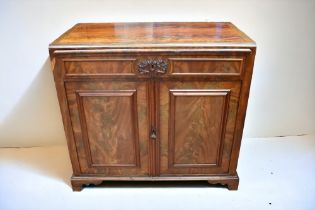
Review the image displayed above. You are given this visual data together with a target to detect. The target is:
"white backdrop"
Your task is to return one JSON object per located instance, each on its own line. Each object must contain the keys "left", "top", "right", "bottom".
{"left": 0, "top": 0, "right": 314, "bottom": 147}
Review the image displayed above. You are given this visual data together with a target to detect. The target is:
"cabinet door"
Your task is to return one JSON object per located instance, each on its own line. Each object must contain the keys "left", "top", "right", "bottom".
{"left": 159, "top": 81, "right": 241, "bottom": 175}
{"left": 65, "top": 81, "right": 150, "bottom": 176}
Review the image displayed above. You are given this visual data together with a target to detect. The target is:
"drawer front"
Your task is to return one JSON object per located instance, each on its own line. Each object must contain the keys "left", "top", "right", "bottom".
{"left": 63, "top": 58, "right": 136, "bottom": 76}
{"left": 169, "top": 57, "right": 244, "bottom": 76}
{"left": 59, "top": 50, "right": 249, "bottom": 79}
{"left": 134, "top": 55, "right": 246, "bottom": 78}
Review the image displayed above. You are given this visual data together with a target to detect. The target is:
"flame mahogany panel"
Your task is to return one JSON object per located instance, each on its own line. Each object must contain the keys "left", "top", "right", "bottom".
{"left": 169, "top": 90, "right": 230, "bottom": 168}
{"left": 159, "top": 81, "right": 241, "bottom": 175}
{"left": 64, "top": 58, "right": 136, "bottom": 75}
{"left": 65, "top": 81, "right": 150, "bottom": 176}
{"left": 170, "top": 57, "right": 243, "bottom": 76}
{"left": 76, "top": 90, "right": 140, "bottom": 168}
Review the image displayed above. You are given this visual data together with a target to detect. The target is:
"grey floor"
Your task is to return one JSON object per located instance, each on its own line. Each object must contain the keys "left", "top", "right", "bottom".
{"left": 0, "top": 134, "right": 314, "bottom": 210}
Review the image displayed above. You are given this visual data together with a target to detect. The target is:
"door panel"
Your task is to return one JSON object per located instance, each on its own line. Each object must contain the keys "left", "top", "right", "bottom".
{"left": 169, "top": 90, "right": 230, "bottom": 168}
{"left": 66, "top": 81, "right": 149, "bottom": 176}
{"left": 159, "top": 81, "right": 241, "bottom": 175}
{"left": 76, "top": 90, "right": 140, "bottom": 168}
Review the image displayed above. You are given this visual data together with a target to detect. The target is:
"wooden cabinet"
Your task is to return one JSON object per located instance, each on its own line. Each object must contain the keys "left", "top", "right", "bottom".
{"left": 49, "top": 22, "right": 256, "bottom": 191}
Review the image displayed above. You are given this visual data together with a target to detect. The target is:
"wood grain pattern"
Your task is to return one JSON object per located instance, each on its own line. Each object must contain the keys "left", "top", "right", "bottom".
{"left": 49, "top": 22, "right": 256, "bottom": 191}
{"left": 65, "top": 81, "right": 149, "bottom": 176}
{"left": 76, "top": 90, "right": 140, "bottom": 167}
{"left": 51, "top": 57, "right": 82, "bottom": 177}
{"left": 50, "top": 22, "right": 255, "bottom": 48}
{"left": 64, "top": 58, "right": 135, "bottom": 75}
{"left": 168, "top": 90, "right": 230, "bottom": 168}
{"left": 229, "top": 47, "right": 256, "bottom": 175}
{"left": 170, "top": 57, "right": 243, "bottom": 76}
{"left": 159, "top": 81, "right": 241, "bottom": 175}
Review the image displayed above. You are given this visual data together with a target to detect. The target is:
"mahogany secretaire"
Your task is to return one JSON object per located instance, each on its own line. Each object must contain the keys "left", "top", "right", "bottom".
{"left": 49, "top": 22, "right": 256, "bottom": 191}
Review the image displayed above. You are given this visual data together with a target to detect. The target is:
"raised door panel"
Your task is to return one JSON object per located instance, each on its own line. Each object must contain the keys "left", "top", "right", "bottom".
{"left": 76, "top": 90, "right": 140, "bottom": 168}
{"left": 65, "top": 81, "right": 149, "bottom": 176}
{"left": 169, "top": 90, "right": 229, "bottom": 168}
{"left": 159, "top": 81, "right": 241, "bottom": 175}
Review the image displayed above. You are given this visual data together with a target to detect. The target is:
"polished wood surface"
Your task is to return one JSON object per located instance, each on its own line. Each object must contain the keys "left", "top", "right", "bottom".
{"left": 77, "top": 90, "right": 139, "bottom": 167}
{"left": 170, "top": 57, "right": 243, "bottom": 75}
{"left": 65, "top": 81, "right": 149, "bottom": 176}
{"left": 49, "top": 22, "right": 256, "bottom": 191}
{"left": 50, "top": 22, "right": 255, "bottom": 48}
{"left": 171, "top": 90, "right": 228, "bottom": 165}
{"left": 159, "top": 81, "right": 241, "bottom": 176}
{"left": 64, "top": 58, "right": 136, "bottom": 75}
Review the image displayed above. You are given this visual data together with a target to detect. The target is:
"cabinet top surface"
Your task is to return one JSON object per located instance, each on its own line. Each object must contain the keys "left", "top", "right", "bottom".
{"left": 50, "top": 22, "right": 255, "bottom": 49}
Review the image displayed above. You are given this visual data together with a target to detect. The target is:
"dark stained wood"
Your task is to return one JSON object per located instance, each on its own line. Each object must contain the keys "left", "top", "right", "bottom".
{"left": 49, "top": 22, "right": 256, "bottom": 191}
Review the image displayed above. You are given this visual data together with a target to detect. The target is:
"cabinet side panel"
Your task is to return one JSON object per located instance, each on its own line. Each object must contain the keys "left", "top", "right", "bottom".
{"left": 51, "top": 56, "right": 81, "bottom": 175}
{"left": 229, "top": 48, "right": 256, "bottom": 174}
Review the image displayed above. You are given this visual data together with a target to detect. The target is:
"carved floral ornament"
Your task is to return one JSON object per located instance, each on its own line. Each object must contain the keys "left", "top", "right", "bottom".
{"left": 137, "top": 58, "right": 168, "bottom": 75}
